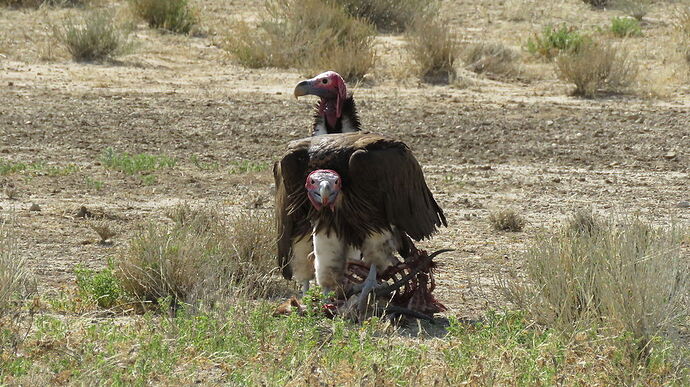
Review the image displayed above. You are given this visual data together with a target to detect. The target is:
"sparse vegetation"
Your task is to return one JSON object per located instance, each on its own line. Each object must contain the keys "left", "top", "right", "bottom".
{"left": 116, "top": 205, "right": 286, "bottom": 309}
{"left": 610, "top": 17, "right": 642, "bottom": 37}
{"left": 407, "top": 15, "right": 459, "bottom": 84}
{"left": 53, "top": 11, "right": 134, "bottom": 62}
{"left": 505, "top": 213, "right": 690, "bottom": 362}
{"left": 228, "top": 160, "right": 269, "bottom": 174}
{"left": 100, "top": 147, "right": 176, "bottom": 175}
{"left": 89, "top": 220, "right": 116, "bottom": 243}
{"left": 0, "top": 220, "right": 32, "bottom": 314}
{"left": 489, "top": 208, "right": 526, "bottom": 232}
{"left": 556, "top": 40, "right": 637, "bottom": 97}
{"left": 526, "top": 24, "right": 586, "bottom": 59}
{"left": 226, "top": 0, "right": 376, "bottom": 81}
{"left": 129, "top": 0, "right": 197, "bottom": 34}
{"left": 463, "top": 41, "right": 521, "bottom": 79}
{"left": 612, "top": 0, "right": 650, "bottom": 20}
{"left": 336, "top": 0, "right": 433, "bottom": 32}
{"left": 1, "top": 0, "right": 90, "bottom": 8}
{"left": 676, "top": 5, "right": 690, "bottom": 65}
{"left": 582, "top": 0, "right": 609, "bottom": 7}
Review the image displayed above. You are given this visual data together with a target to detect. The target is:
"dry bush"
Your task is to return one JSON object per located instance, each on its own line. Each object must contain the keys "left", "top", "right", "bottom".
{"left": 117, "top": 205, "right": 289, "bottom": 309}
{"left": 335, "top": 0, "right": 433, "bottom": 32}
{"left": 582, "top": 0, "right": 609, "bottom": 7}
{"left": 407, "top": 15, "right": 459, "bottom": 84}
{"left": 225, "top": 0, "right": 376, "bottom": 81}
{"left": 676, "top": 5, "right": 690, "bottom": 65}
{"left": 89, "top": 220, "right": 116, "bottom": 243}
{"left": 0, "top": 221, "right": 33, "bottom": 316}
{"left": 556, "top": 40, "right": 638, "bottom": 98}
{"left": 489, "top": 208, "right": 526, "bottom": 232}
{"left": 129, "top": 0, "right": 197, "bottom": 34}
{"left": 611, "top": 0, "right": 650, "bottom": 21}
{"left": 53, "top": 11, "right": 134, "bottom": 62}
{"left": 463, "top": 41, "right": 521, "bottom": 80}
{"left": 505, "top": 213, "right": 690, "bottom": 356}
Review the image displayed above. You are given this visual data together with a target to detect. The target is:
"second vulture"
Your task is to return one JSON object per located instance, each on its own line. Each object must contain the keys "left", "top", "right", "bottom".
{"left": 275, "top": 131, "right": 447, "bottom": 296}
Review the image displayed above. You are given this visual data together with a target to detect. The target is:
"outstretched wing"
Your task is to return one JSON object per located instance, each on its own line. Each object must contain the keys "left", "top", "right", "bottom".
{"left": 274, "top": 141, "right": 311, "bottom": 280}
{"left": 347, "top": 138, "right": 446, "bottom": 241}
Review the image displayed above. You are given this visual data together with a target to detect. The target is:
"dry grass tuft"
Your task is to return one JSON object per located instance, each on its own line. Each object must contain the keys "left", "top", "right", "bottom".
{"left": 117, "top": 205, "right": 289, "bottom": 309}
{"left": 611, "top": 0, "right": 650, "bottom": 21}
{"left": 0, "top": 220, "right": 33, "bottom": 316}
{"left": 407, "top": 15, "right": 459, "bottom": 84}
{"left": 581, "top": 0, "right": 609, "bottom": 7}
{"left": 675, "top": 5, "right": 690, "bottom": 65}
{"left": 463, "top": 41, "right": 521, "bottom": 80}
{"left": 129, "top": 0, "right": 197, "bottom": 34}
{"left": 335, "top": 0, "right": 433, "bottom": 32}
{"left": 556, "top": 40, "right": 637, "bottom": 98}
{"left": 610, "top": 17, "right": 642, "bottom": 38}
{"left": 53, "top": 11, "right": 134, "bottom": 62}
{"left": 505, "top": 213, "right": 690, "bottom": 357}
{"left": 89, "top": 220, "right": 116, "bottom": 243}
{"left": 225, "top": 0, "right": 376, "bottom": 81}
{"left": 489, "top": 208, "right": 526, "bottom": 232}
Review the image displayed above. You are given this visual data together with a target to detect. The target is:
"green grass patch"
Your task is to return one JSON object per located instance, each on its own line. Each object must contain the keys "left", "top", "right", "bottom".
{"left": 526, "top": 24, "right": 586, "bottom": 60}
{"left": 100, "top": 147, "right": 176, "bottom": 182}
{"left": 611, "top": 17, "right": 642, "bottom": 37}
{"left": 75, "top": 262, "right": 123, "bottom": 308}
{"left": 228, "top": 160, "right": 269, "bottom": 174}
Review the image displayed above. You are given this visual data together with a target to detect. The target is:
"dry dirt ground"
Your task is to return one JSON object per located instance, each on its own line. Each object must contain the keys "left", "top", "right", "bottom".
{"left": 0, "top": 0, "right": 689, "bottom": 319}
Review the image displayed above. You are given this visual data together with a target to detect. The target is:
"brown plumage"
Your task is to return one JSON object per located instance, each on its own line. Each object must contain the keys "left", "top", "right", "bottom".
{"left": 275, "top": 132, "right": 447, "bottom": 289}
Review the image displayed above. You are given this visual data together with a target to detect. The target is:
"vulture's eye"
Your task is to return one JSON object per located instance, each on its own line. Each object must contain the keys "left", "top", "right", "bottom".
{"left": 310, "top": 179, "right": 315, "bottom": 184}
{"left": 335, "top": 179, "right": 340, "bottom": 185}
{"left": 321, "top": 79, "right": 328, "bottom": 84}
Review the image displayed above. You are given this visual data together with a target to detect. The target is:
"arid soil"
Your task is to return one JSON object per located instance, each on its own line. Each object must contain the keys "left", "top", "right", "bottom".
{"left": 1, "top": 0, "right": 688, "bottom": 319}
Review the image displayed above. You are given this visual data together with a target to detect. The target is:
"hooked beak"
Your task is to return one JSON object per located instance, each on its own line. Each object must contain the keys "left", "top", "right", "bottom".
{"left": 318, "top": 182, "right": 337, "bottom": 210}
{"left": 294, "top": 80, "right": 313, "bottom": 99}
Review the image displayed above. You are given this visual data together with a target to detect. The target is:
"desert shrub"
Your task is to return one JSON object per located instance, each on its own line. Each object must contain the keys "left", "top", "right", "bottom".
{"left": 0, "top": 221, "right": 32, "bottom": 315}
{"left": 610, "top": 17, "right": 642, "bottom": 37}
{"left": 117, "top": 205, "right": 287, "bottom": 308}
{"left": 128, "top": 0, "right": 197, "bottom": 34}
{"left": 75, "top": 262, "right": 123, "bottom": 308}
{"left": 676, "top": 5, "right": 690, "bottom": 65}
{"left": 526, "top": 24, "right": 586, "bottom": 59}
{"left": 53, "top": 11, "right": 134, "bottom": 62}
{"left": 335, "top": 0, "right": 433, "bottom": 32}
{"left": 556, "top": 40, "right": 637, "bottom": 97}
{"left": 463, "top": 41, "right": 521, "bottom": 79}
{"left": 407, "top": 15, "right": 459, "bottom": 84}
{"left": 505, "top": 213, "right": 690, "bottom": 358}
{"left": 226, "top": 0, "right": 376, "bottom": 81}
{"left": 611, "top": 0, "right": 649, "bottom": 20}
{"left": 489, "top": 208, "right": 526, "bottom": 232}
{"left": 582, "top": 0, "right": 609, "bottom": 7}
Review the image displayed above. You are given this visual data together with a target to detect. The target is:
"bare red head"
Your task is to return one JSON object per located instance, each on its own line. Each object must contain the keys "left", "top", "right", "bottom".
{"left": 293, "top": 71, "right": 347, "bottom": 128}
{"left": 305, "top": 169, "right": 341, "bottom": 211}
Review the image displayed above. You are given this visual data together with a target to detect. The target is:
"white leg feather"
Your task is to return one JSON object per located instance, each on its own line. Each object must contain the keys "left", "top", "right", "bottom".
{"left": 291, "top": 236, "right": 314, "bottom": 294}
{"left": 313, "top": 230, "right": 346, "bottom": 295}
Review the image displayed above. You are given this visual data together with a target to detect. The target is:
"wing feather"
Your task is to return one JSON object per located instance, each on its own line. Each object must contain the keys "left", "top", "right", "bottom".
{"left": 348, "top": 139, "right": 446, "bottom": 241}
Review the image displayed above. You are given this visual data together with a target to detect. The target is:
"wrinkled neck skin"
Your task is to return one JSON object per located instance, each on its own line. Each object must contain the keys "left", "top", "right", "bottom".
{"left": 317, "top": 99, "right": 339, "bottom": 129}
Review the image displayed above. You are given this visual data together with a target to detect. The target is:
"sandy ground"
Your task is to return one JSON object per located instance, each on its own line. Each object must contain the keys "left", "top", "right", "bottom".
{"left": 1, "top": 0, "right": 689, "bottom": 319}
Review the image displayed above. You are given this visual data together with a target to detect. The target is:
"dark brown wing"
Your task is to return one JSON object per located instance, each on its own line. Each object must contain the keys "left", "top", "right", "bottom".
{"left": 274, "top": 141, "right": 311, "bottom": 280}
{"left": 347, "top": 138, "right": 446, "bottom": 241}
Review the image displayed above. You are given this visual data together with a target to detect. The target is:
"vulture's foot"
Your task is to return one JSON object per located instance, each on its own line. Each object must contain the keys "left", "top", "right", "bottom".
{"left": 357, "top": 264, "right": 378, "bottom": 320}
{"left": 300, "top": 280, "right": 310, "bottom": 298}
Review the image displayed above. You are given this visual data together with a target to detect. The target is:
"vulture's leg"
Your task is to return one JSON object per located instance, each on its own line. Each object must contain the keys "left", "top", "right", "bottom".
{"left": 313, "top": 230, "right": 346, "bottom": 297}
{"left": 358, "top": 263, "right": 378, "bottom": 318}
{"left": 291, "top": 236, "right": 315, "bottom": 297}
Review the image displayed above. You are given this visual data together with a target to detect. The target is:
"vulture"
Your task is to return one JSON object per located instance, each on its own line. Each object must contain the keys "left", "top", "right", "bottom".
{"left": 274, "top": 131, "right": 447, "bottom": 300}
{"left": 276, "top": 71, "right": 362, "bottom": 295}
